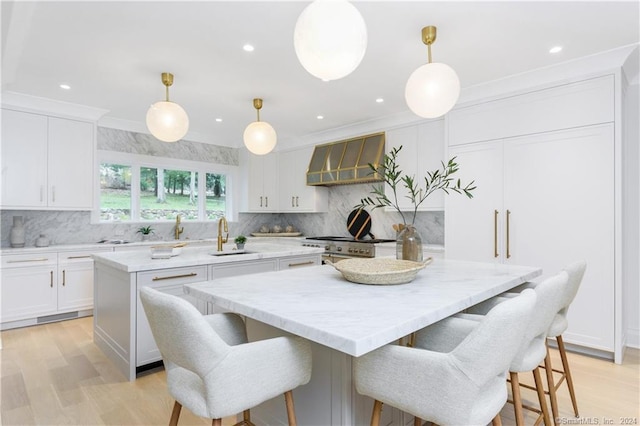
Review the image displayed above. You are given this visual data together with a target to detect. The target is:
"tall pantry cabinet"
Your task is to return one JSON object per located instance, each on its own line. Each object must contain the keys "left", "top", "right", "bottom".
{"left": 445, "top": 74, "right": 621, "bottom": 361}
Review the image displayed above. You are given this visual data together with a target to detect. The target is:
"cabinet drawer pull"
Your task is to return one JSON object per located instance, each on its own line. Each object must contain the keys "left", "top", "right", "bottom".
{"left": 295, "top": 196, "right": 299, "bottom": 207}
{"left": 265, "top": 196, "right": 268, "bottom": 207}
{"left": 66, "top": 255, "right": 93, "bottom": 259}
{"left": 506, "top": 209, "right": 512, "bottom": 259}
{"left": 287, "top": 261, "right": 315, "bottom": 268}
{"left": 260, "top": 196, "right": 263, "bottom": 207}
{"left": 152, "top": 272, "right": 198, "bottom": 281}
{"left": 7, "top": 258, "right": 50, "bottom": 263}
{"left": 292, "top": 196, "right": 295, "bottom": 207}
{"left": 494, "top": 209, "right": 499, "bottom": 258}
{"left": 50, "top": 271, "right": 54, "bottom": 287}
{"left": 62, "top": 270, "right": 66, "bottom": 286}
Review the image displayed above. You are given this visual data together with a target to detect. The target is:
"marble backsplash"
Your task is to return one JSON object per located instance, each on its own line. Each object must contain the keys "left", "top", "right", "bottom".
{"left": 0, "top": 185, "right": 443, "bottom": 248}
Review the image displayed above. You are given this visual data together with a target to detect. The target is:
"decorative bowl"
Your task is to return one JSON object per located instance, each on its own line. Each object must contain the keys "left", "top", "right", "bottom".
{"left": 327, "top": 257, "right": 433, "bottom": 285}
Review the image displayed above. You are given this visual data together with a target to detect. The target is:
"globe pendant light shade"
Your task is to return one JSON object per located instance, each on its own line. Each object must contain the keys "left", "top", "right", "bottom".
{"left": 294, "top": 0, "right": 367, "bottom": 81}
{"left": 243, "top": 121, "right": 277, "bottom": 155}
{"left": 146, "top": 72, "right": 189, "bottom": 142}
{"left": 146, "top": 101, "right": 189, "bottom": 142}
{"left": 405, "top": 62, "right": 460, "bottom": 119}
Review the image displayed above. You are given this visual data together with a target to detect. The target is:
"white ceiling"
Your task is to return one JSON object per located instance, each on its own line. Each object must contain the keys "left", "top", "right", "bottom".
{"left": 2, "top": 1, "right": 639, "bottom": 149}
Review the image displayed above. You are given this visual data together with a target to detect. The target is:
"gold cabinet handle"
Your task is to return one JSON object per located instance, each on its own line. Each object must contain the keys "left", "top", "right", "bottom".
{"left": 265, "top": 196, "right": 268, "bottom": 207}
{"left": 50, "top": 271, "right": 54, "bottom": 288}
{"left": 67, "top": 255, "right": 92, "bottom": 259}
{"left": 292, "top": 196, "right": 295, "bottom": 207}
{"left": 7, "top": 258, "right": 49, "bottom": 263}
{"left": 494, "top": 209, "right": 499, "bottom": 258}
{"left": 152, "top": 272, "right": 198, "bottom": 281}
{"left": 295, "top": 196, "right": 299, "bottom": 207}
{"left": 287, "top": 261, "right": 315, "bottom": 268}
{"left": 260, "top": 196, "right": 263, "bottom": 207}
{"left": 506, "top": 209, "right": 511, "bottom": 259}
{"left": 62, "top": 270, "right": 66, "bottom": 286}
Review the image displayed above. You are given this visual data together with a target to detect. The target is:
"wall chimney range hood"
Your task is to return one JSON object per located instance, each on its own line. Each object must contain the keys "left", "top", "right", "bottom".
{"left": 306, "top": 132, "right": 385, "bottom": 186}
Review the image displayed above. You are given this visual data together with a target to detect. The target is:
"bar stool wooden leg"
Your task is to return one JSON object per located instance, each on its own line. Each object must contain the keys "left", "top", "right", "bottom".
{"left": 492, "top": 414, "right": 503, "bottom": 426}
{"left": 557, "top": 336, "right": 579, "bottom": 417}
{"left": 533, "top": 367, "right": 552, "bottom": 426}
{"left": 510, "top": 372, "right": 525, "bottom": 426}
{"left": 212, "top": 419, "right": 222, "bottom": 426}
{"left": 370, "top": 400, "right": 383, "bottom": 426}
{"left": 414, "top": 416, "right": 422, "bottom": 426}
{"left": 284, "top": 391, "right": 297, "bottom": 426}
{"left": 169, "top": 401, "right": 182, "bottom": 426}
{"left": 544, "top": 344, "right": 560, "bottom": 424}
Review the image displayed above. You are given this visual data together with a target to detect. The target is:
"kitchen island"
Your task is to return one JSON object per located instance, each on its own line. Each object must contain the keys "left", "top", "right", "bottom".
{"left": 91, "top": 241, "right": 323, "bottom": 380}
{"left": 185, "top": 259, "right": 542, "bottom": 425}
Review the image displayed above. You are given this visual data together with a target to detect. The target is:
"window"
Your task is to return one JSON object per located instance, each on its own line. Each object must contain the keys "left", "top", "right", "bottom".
{"left": 97, "top": 153, "right": 233, "bottom": 223}
{"left": 100, "top": 163, "right": 131, "bottom": 221}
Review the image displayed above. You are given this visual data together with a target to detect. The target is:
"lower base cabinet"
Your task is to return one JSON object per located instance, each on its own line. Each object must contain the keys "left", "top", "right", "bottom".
{"left": 1, "top": 248, "right": 109, "bottom": 330}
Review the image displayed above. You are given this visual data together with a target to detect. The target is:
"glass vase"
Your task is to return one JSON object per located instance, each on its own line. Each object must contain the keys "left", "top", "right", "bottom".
{"left": 396, "top": 225, "right": 423, "bottom": 262}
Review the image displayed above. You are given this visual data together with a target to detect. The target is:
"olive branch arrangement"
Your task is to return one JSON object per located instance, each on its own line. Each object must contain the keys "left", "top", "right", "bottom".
{"left": 356, "top": 145, "right": 476, "bottom": 226}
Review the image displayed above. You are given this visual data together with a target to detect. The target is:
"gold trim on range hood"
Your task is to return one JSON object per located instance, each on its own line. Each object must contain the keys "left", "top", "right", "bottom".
{"left": 306, "top": 132, "right": 386, "bottom": 186}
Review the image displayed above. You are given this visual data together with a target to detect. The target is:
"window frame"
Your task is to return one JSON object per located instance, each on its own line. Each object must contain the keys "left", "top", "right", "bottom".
{"left": 94, "top": 150, "right": 238, "bottom": 223}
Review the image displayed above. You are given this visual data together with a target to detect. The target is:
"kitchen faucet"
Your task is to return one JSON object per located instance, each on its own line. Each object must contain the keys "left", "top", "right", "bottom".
{"left": 217, "top": 217, "right": 228, "bottom": 251}
{"left": 174, "top": 215, "right": 184, "bottom": 240}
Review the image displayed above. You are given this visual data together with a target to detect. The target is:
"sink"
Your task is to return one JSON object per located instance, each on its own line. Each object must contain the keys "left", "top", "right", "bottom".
{"left": 209, "top": 249, "right": 254, "bottom": 257}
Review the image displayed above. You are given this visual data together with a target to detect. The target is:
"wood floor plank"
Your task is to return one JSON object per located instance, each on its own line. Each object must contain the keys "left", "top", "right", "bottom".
{"left": 2, "top": 317, "right": 638, "bottom": 425}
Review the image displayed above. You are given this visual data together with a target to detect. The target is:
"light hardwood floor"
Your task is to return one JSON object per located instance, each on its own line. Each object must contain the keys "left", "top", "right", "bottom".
{"left": 1, "top": 317, "right": 638, "bottom": 425}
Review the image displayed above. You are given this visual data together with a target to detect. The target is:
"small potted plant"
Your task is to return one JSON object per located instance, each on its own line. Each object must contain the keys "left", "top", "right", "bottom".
{"left": 234, "top": 235, "right": 247, "bottom": 250}
{"left": 137, "top": 225, "right": 154, "bottom": 241}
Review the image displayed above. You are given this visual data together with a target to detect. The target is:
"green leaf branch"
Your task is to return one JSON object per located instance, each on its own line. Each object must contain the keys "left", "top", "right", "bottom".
{"left": 356, "top": 145, "right": 476, "bottom": 226}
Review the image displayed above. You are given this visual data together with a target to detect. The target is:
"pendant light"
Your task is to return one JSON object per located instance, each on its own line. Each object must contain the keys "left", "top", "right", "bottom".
{"left": 146, "top": 72, "right": 189, "bottom": 142}
{"left": 294, "top": 0, "right": 367, "bottom": 81}
{"left": 243, "top": 98, "right": 277, "bottom": 155}
{"left": 405, "top": 26, "right": 460, "bottom": 119}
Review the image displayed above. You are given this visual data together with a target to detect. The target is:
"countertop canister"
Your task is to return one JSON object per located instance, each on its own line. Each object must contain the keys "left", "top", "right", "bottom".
{"left": 10, "top": 216, "right": 25, "bottom": 248}
{"left": 35, "top": 234, "right": 50, "bottom": 247}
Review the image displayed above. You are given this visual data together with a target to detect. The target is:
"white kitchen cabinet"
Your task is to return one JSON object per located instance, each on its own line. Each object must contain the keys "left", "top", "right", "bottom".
{"left": 1, "top": 252, "right": 58, "bottom": 324}
{"left": 246, "top": 152, "right": 278, "bottom": 212}
{"left": 1, "top": 108, "right": 95, "bottom": 210}
{"left": 1, "top": 248, "right": 111, "bottom": 329}
{"left": 446, "top": 124, "right": 615, "bottom": 352}
{"left": 136, "top": 265, "right": 208, "bottom": 366}
{"left": 279, "top": 146, "right": 328, "bottom": 212}
{"left": 447, "top": 75, "right": 614, "bottom": 146}
{"left": 385, "top": 119, "right": 445, "bottom": 211}
{"left": 57, "top": 249, "right": 110, "bottom": 312}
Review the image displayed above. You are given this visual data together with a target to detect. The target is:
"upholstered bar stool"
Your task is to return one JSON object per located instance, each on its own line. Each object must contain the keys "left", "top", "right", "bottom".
{"left": 459, "top": 271, "right": 570, "bottom": 426}
{"left": 139, "top": 287, "right": 312, "bottom": 426}
{"left": 507, "top": 261, "right": 587, "bottom": 420}
{"left": 355, "top": 289, "right": 538, "bottom": 426}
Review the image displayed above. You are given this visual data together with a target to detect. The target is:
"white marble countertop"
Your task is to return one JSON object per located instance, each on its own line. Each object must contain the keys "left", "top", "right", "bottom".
{"left": 91, "top": 241, "right": 324, "bottom": 272}
{"left": 185, "top": 259, "right": 541, "bottom": 357}
{"left": 0, "top": 238, "right": 220, "bottom": 254}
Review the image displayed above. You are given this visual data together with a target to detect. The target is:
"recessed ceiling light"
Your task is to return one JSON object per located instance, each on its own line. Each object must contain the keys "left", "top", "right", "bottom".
{"left": 215, "top": 118, "right": 223, "bottom": 122}
{"left": 243, "top": 44, "right": 255, "bottom": 52}
{"left": 317, "top": 115, "right": 324, "bottom": 120}
{"left": 549, "top": 46, "right": 563, "bottom": 54}
{"left": 59, "top": 84, "right": 71, "bottom": 90}
{"left": 375, "top": 98, "right": 384, "bottom": 103}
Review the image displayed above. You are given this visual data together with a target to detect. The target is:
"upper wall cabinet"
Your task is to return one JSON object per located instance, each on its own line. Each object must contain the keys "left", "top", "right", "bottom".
{"left": 279, "top": 146, "right": 328, "bottom": 213}
{"left": 384, "top": 119, "right": 445, "bottom": 211}
{"left": 448, "top": 75, "right": 614, "bottom": 146}
{"left": 245, "top": 151, "right": 279, "bottom": 212}
{"left": 1, "top": 109, "right": 95, "bottom": 210}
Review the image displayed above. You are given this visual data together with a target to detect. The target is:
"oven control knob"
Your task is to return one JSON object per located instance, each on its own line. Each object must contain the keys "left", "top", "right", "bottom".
{"left": 359, "top": 249, "right": 364, "bottom": 254}
{"left": 337, "top": 247, "right": 342, "bottom": 251}
{"left": 324, "top": 246, "right": 330, "bottom": 250}
{"left": 348, "top": 248, "right": 353, "bottom": 253}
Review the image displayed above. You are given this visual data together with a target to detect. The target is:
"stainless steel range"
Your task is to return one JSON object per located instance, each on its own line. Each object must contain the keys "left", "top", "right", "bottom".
{"left": 303, "top": 236, "right": 395, "bottom": 263}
